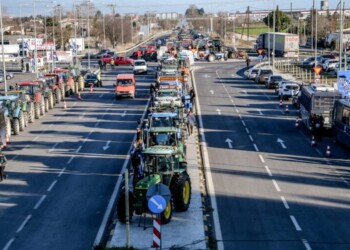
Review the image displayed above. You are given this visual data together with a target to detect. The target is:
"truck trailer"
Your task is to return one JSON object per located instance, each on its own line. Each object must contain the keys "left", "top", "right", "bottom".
{"left": 255, "top": 32, "right": 299, "bottom": 57}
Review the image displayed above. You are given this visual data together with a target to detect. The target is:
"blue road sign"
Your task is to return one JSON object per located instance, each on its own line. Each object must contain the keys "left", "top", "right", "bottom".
{"left": 148, "top": 195, "right": 166, "bottom": 214}
{"left": 258, "top": 55, "right": 263, "bottom": 60}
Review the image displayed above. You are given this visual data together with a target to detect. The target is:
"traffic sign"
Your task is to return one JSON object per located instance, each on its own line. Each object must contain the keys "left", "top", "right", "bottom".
{"left": 257, "top": 49, "right": 264, "bottom": 55}
{"left": 147, "top": 183, "right": 171, "bottom": 203}
{"left": 258, "top": 55, "right": 263, "bottom": 61}
{"left": 313, "top": 66, "right": 322, "bottom": 75}
{"left": 148, "top": 195, "right": 166, "bottom": 214}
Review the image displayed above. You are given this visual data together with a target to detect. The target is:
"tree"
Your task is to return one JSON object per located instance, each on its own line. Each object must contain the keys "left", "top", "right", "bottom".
{"left": 263, "top": 6, "right": 291, "bottom": 32}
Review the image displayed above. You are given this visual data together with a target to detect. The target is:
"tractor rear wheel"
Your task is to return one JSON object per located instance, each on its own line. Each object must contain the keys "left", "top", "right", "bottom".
{"left": 23, "top": 112, "right": 29, "bottom": 127}
{"left": 75, "top": 82, "right": 79, "bottom": 93}
{"left": 161, "top": 201, "right": 173, "bottom": 224}
{"left": 13, "top": 119, "right": 20, "bottom": 135}
{"left": 70, "top": 83, "right": 75, "bottom": 94}
{"left": 34, "top": 103, "right": 40, "bottom": 119}
{"left": 117, "top": 190, "right": 134, "bottom": 223}
{"left": 5, "top": 118, "right": 11, "bottom": 140}
{"left": 40, "top": 99, "right": 45, "bottom": 116}
{"left": 28, "top": 103, "right": 35, "bottom": 123}
{"left": 48, "top": 93, "right": 54, "bottom": 109}
{"left": 55, "top": 88, "right": 61, "bottom": 104}
{"left": 208, "top": 54, "right": 215, "bottom": 62}
{"left": 172, "top": 173, "right": 191, "bottom": 212}
{"left": 44, "top": 98, "right": 49, "bottom": 112}
{"left": 19, "top": 111, "right": 25, "bottom": 131}
{"left": 60, "top": 86, "right": 65, "bottom": 100}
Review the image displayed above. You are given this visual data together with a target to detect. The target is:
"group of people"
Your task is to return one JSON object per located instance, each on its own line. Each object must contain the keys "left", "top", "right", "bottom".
{"left": 98, "top": 58, "right": 115, "bottom": 71}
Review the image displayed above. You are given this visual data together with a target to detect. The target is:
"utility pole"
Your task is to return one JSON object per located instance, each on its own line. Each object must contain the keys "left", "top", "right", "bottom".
{"left": 311, "top": 0, "right": 314, "bottom": 50}
{"left": 0, "top": 3, "right": 7, "bottom": 95}
{"left": 247, "top": 6, "right": 250, "bottom": 41}
{"left": 339, "top": 0, "right": 344, "bottom": 70}
{"left": 272, "top": 0, "right": 276, "bottom": 70}
{"left": 290, "top": 2, "right": 293, "bottom": 33}
{"left": 107, "top": 4, "right": 116, "bottom": 48}
{"left": 315, "top": 8, "right": 318, "bottom": 67}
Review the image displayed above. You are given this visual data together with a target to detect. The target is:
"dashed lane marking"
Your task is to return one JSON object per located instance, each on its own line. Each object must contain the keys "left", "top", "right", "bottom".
{"left": 265, "top": 165, "right": 273, "bottom": 177}
{"left": 253, "top": 144, "right": 259, "bottom": 152}
{"left": 16, "top": 214, "right": 32, "bottom": 233}
{"left": 259, "top": 154, "right": 265, "bottom": 163}
{"left": 58, "top": 167, "right": 66, "bottom": 177}
{"left": 290, "top": 215, "right": 302, "bottom": 231}
{"left": 47, "top": 180, "right": 57, "bottom": 192}
{"left": 281, "top": 196, "right": 290, "bottom": 209}
{"left": 3, "top": 238, "right": 15, "bottom": 250}
{"left": 34, "top": 195, "right": 46, "bottom": 210}
{"left": 67, "top": 156, "right": 75, "bottom": 164}
{"left": 272, "top": 179, "right": 281, "bottom": 192}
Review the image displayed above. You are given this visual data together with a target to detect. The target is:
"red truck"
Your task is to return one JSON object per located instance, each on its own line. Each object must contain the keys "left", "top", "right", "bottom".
{"left": 114, "top": 56, "right": 133, "bottom": 66}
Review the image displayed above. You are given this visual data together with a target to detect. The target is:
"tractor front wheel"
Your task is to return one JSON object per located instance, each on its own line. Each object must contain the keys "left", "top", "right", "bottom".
{"left": 34, "top": 103, "right": 40, "bottom": 119}
{"left": 44, "top": 98, "right": 49, "bottom": 112}
{"left": 19, "top": 111, "right": 25, "bottom": 131}
{"left": 13, "top": 119, "right": 20, "bottom": 135}
{"left": 172, "top": 173, "right": 191, "bottom": 212}
{"left": 55, "top": 89, "right": 61, "bottom": 104}
{"left": 117, "top": 190, "right": 134, "bottom": 223}
{"left": 161, "top": 201, "right": 173, "bottom": 224}
{"left": 23, "top": 112, "right": 29, "bottom": 127}
{"left": 208, "top": 54, "right": 215, "bottom": 62}
{"left": 40, "top": 99, "right": 45, "bottom": 116}
{"left": 28, "top": 103, "right": 35, "bottom": 123}
{"left": 48, "top": 92, "right": 54, "bottom": 109}
{"left": 60, "top": 86, "right": 65, "bottom": 100}
{"left": 5, "top": 118, "right": 11, "bottom": 140}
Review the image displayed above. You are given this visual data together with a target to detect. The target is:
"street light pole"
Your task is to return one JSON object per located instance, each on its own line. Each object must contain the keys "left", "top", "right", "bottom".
{"left": 87, "top": 1, "right": 90, "bottom": 69}
{"left": 0, "top": 3, "right": 7, "bottom": 95}
{"left": 339, "top": 0, "right": 343, "bottom": 71}
{"left": 33, "top": 0, "right": 38, "bottom": 78}
{"left": 272, "top": 0, "right": 276, "bottom": 70}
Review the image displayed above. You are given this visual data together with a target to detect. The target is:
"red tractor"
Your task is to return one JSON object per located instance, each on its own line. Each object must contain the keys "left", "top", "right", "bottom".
{"left": 18, "top": 82, "right": 46, "bottom": 119}
{"left": 43, "top": 73, "right": 66, "bottom": 103}
{"left": 53, "top": 68, "right": 77, "bottom": 96}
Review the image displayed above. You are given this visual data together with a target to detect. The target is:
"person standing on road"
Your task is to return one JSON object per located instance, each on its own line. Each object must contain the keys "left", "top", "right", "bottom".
{"left": 103, "top": 60, "right": 107, "bottom": 71}
{"left": 0, "top": 151, "right": 7, "bottom": 182}
{"left": 98, "top": 59, "right": 103, "bottom": 70}
{"left": 110, "top": 58, "right": 115, "bottom": 70}
{"left": 186, "top": 111, "right": 196, "bottom": 136}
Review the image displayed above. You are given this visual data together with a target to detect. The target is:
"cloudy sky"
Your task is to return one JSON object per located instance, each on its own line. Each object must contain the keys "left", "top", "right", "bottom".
{"left": 2, "top": 0, "right": 348, "bottom": 16}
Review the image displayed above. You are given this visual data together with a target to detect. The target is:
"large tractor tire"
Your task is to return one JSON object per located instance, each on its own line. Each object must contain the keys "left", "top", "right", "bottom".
{"left": 5, "top": 118, "right": 11, "bottom": 140}
{"left": 65, "top": 85, "right": 70, "bottom": 97}
{"left": 18, "top": 111, "right": 25, "bottom": 131}
{"left": 23, "top": 112, "right": 29, "bottom": 127}
{"left": 48, "top": 92, "right": 54, "bottom": 109}
{"left": 44, "top": 98, "right": 49, "bottom": 112}
{"left": 161, "top": 201, "right": 173, "bottom": 224}
{"left": 55, "top": 88, "right": 61, "bottom": 104}
{"left": 172, "top": 173, "right": 191, "bottom": 211}
{"left": 13, "top": 119, "right": 20, "bottom": 135}
{"left": 75, "top": 82, "right": 79, "bottom": 94}
{"left": 70, "top": 83, "right": 75, "bottom": 95}
{"left": 28, "top": 103, "right": 35, "bottom": 123}
{"left": 60, "top": 86, "right": 65, "bottom": 100}
{"left": 208, "top": 54, "right": 215, "bottom": 62}
{"left": 34, "top": 103, "right": 40, "bottom": 119}
{"left": 117, "top": 190, "right": 134, "bottom": 223}
{"left": 40, "top": 99, "right": 45, "bottom": 116}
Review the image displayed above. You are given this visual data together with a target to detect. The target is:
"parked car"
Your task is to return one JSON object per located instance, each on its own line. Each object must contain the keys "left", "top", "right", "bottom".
{"left": 277, "top": 82, "right": 300, "bottom": 100}
{"left": 247, "top": 68, "right": 259, "bottom": 80}
{"left": 265, "top": 75, "right": 283, "bottom": 89}
{"left": 82, "top": 53, "right": 98, "bottom": 59}
{"left": 322, "top": 59, "right": 339, "bottom": 72}
{"left": 0, "top": 69, "right": 14, "bottom": 80}
{"left": 301, "top": 56, "right": 323, "bottom": 68}
{"left": 84, "top": 73, "right": 102, "bottom": 87}
{"left": 115, "top": 56, "right": 133, "bottom": 66}
{"left": 255, "top": 68, "right": 273, "bottom": 84}
{"left": 133, "top": 59, "right": 148, "bottom": 74}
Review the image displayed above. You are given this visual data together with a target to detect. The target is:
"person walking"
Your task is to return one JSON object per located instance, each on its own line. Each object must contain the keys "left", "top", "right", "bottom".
{"left": 186, "top": 111, "right": 196, "bottom": 136}
{"left": 0, "top": 151, "right": 7, "bottom": 182}
{"left": 103, "top": 60, "right": 107, "bottom": 71}
{"left": 98, "top": 59, "right": 103, "bottom": 71}
{"left": 110, "top": 58, "right": 115, "bottom": 70}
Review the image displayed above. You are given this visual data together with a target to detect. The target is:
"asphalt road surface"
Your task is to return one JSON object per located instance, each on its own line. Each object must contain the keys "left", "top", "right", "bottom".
{"left": 193, "top": 62, "right": 350, "bottom": 250}
{"left": 0, "top": 63, "right": 153, "bottom": 249}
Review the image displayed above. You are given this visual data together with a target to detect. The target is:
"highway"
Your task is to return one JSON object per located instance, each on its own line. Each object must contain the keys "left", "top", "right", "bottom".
{"left": 0, "top": 64, "right": 153, "bottom": 249}
{"left": 193, "top": 61, "right": 350, "bottom": 250}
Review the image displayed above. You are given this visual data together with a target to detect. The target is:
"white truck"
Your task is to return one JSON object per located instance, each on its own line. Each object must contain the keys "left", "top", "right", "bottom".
{"left": 324, "top": 32, "right": 350, "bottom": 51}
{"left": 255, "top": 32, "right": 299, "bottom": 57}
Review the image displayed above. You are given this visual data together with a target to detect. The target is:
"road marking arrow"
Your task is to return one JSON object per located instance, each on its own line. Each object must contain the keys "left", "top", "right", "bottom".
{"left": 210, "top": 90, "right": 214, "bottom": 95}
{"left": 277, "top": 138, "right": 287, "bottom": 149}
{"left": 257, "top": 109, "right": 263, "bottom": 115}
{"left": 103, "top": 140, "right": 111, "bottom": 151}
{"left": 121, "top": 111, "right": 127, "bottom": 117}
{"left": 243, "top": 90, "right": 247, "bottom": 94}
{"left": 225, "top": 138, "right": 233, "bottom": 148}
{"left": 150, "top": 197, "right": 163, "bottom": 210}
{"left": 216, "top": 109, "right": 221, "bottom": 115}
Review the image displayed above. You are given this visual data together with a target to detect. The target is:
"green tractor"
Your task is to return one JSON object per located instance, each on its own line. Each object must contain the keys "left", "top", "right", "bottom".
{"left": 0, "top": 95, "right": 27, "bottom": 136}
{"left": 7, "top": 90, "right": 35, "bottom": 124}
{"left": 36, "top": 79, "right": 56, "bottom": 111}
{"left": 117, "top": 146, "right": 191, "bottom": 224}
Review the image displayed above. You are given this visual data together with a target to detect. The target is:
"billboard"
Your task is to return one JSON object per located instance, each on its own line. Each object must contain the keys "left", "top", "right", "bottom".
{"left": 337, "top": 70, "right": 350, "bottom": 97}
{"left": 46, "top": 50, "right": 73, "bottom": 63}
{"left": 68, "top": 38, "right": 84, "bottom": 53}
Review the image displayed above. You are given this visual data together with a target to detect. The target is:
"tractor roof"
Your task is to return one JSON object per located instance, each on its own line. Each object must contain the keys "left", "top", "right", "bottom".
{"left": 151, "top": 112, "right": 177, "bottom": 118}
{"left": 0, "top": 95, "right": 19, "bottom": 101}
{"left": 53, "top": 68, "right": 69, "bottom": 73}
{"left": 149, "top": 127, "right": 178, "bottom": 133}
{"left": 19, "top": 81, "right": 39, "bottom": 86}
{"left": 143, "top": 146, "right": 176, "bottom": 155}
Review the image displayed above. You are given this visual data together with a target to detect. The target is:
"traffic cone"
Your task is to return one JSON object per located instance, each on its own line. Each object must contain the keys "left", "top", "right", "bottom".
{"left": 295, "top": 117, "right": 299, "bottom": 128}
{"left": 279, "top": 99, "right": 283, "bottom": 107}
{"left": 77, "top": 92, "right": 82, "bottom": 100}
{"left": 326, "top": 145, "right": 331, "bottom": 157}
{"left": 285, "top": 105, "right": 289, "bottom": 113}
{"left": 311, "top": 136, "right": 316, "bottom": 147}
{"left": 90, "top": 84, "right": 94, "bottom": 93}
{"left": 63, "top": 101, "right": 67, "bottom": 109}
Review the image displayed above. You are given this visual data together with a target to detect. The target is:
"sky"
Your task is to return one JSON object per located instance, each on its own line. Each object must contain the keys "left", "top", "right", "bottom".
{"left": 2, "top": 0, "right": 348, "bottom": 17}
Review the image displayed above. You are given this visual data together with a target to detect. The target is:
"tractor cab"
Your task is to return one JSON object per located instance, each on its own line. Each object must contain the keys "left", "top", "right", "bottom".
{"left": 18, "top": 82, "right": 41, "bottom": 96}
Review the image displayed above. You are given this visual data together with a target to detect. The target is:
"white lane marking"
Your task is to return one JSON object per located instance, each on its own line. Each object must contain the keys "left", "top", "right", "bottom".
{"left": 210, "top": 90, "right": 214, "bottom": 95}
{"left": 238, "top": 114, "right": 242, "bottom": 119}
{"left": 257, "top": 109, "right": 263, "bottom": 115}
{"left": 302, "top": 239, "right": 312, "bottom": 250}
{"left": 121, "top": 111, "right": 127, "bottom": 117}
{"left": 290, "top": 215, "right": 302, "bottom": 231}
{"left": 47, "top": 180, "right": 57, "bottom": 192}
{"left": 79, "top": 112, "right": 86, "bottom": 119}
{"left": 75, "top": 146, "right": 82, "bottom": 153}
{"left": 103, "top": 140, "right": 111, "bottom": 151}
{"left": 216, "top": 109, "right": 221, "bottom": 115}
{"left": 3, "top": 238, "right": 15, "bottom": 250}
{"left": 253, "top": 144, "right": 259, "bottom": 152}
{"left": 89, "top": 130, "right": 94, "bottom": 136}
{"left": 235, "top": 108, "right": 239, "bottom": 113}
{"left": 58, "top": 167, "right": 66, "bottom": 177}
{"left": 67, "top": 156, "right": 75, "bottom": 164}
{"left": 242, "top": 90, "right": 247, "bottom": 94}
{"left": 245, "top": 128, "right": 250, "bottom": 134}
{"left": 16, "top": 214, "right": 32, "bottom": 233}
{"left": 249, "top": 135, "right": 254, "bottom": 142}
{"left": 277, "top": 138, "right": 287, "bottom": 149}
{"left": 99, "top": 94, "right": 104, "bottom": 98}
{"left": 265, "top": 165, "right": 273, "bottom": 176}
{"left": 49, "top": 124, "right": 53, "bottom": 128}
{"left": 259, "top": 154, "right": 265, "bottom": 163}
{"left": 83, "top": 137, "right": 89, "bottom": 144}
{"left": 225, "top": 138, "right": 233, "bottom": 149}
{"left": 49, "top": 143, "right": 59, "bottom": 153}
{"left": 281, "top": 196, "right": 290, "bottom": 209}
{"left": 32, "top": 136, "right": 39, "bottom": 142}
{"left": 272, "top": 179, "right": 281, "bottom": 192}
{"left": 34, "top": 195, "right": 47, "bottom": 210}
{"left": 241, "top": 120, "right": 246, "bottom": 127}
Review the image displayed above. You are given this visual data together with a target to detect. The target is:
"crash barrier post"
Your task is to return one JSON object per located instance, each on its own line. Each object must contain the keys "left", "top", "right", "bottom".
{"left": 153, "top": 217, "right": 161, "bottom": 248}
